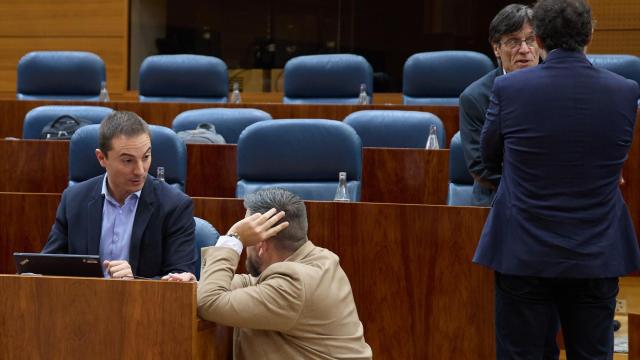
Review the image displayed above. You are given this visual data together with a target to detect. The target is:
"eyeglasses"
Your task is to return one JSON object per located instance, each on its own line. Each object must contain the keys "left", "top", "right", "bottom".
{"left": 501, "top": 36, "right": 537, "bottom": 50}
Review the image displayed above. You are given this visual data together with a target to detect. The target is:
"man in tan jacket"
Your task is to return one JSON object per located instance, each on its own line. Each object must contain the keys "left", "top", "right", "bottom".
{"left": 196, "top": 188, "right": 372, "bottom": 359}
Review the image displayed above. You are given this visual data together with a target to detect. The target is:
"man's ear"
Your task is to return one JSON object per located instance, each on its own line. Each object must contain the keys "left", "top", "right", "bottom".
{"left": 492, "top": 43, "right": 501, "bottom": 60}
{"left": 95, "top": 149, "right": 107, "bottom": 168}
{"left": 257, "top": 239, "right": 273, "bottom": 257}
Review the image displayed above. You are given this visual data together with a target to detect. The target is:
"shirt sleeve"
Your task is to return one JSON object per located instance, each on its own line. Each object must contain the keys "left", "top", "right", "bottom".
{"left": 215, "top": 235, "right": 243, "bottom": 255}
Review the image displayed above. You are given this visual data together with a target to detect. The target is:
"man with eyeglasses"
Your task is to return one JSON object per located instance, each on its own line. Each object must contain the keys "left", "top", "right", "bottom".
{"left": 474, "top": 0, "right": 640, "bottom": 358}
{"left": 459, "top": 4, "right": 540, "bottom": 207}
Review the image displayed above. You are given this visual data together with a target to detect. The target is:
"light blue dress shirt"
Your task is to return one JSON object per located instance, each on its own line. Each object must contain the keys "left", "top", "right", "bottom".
{"left": 99, "top": 174, "right": 141, "bottom": 277}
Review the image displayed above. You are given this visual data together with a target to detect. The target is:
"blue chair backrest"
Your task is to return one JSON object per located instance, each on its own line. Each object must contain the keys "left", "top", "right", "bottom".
{"left": 172, "top": 108, "right": 272, "bottom": 144}
{"left": 139, "top": 54, "right": 228, "bottom": 103}
{"left": 236, "top": 119, "right": 362, "bottom": 201}
{"left": 283, "top": 54, "right": 373, "bottom": 104}
{"left": 343, "top": 110, "right": 447, "bottom": 148}
{"left": 587, "top": 54, "right": 640, "bottom": 86}
{"left": 17, "top": 51, "right": 106, "bottom": 101}
{"left": 447, "top": 131, "right": 475, "bottom": 205}
{"left": 403, "top": 51, "right": 494, "bottom": 105}
{"left": 23, "top": 105, "right": 113, "bottom": 139}
{"left": 194, "top": 217, "right": 219, "bottom": 280}
{"left": 68, "top": 124, "right": 187, "bottom": 191}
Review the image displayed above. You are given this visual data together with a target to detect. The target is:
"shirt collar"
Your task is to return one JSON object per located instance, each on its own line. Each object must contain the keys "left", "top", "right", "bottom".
{"left": 101, "top": 174, "right": 142, "bottom": 205}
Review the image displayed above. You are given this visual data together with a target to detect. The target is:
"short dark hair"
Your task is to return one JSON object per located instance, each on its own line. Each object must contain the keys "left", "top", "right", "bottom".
{"left": 99, "top": 111, "right": 150, "bottom": 155}
{"left": 243, "top": 188, "right": 308, "bottom": 253}
{"left": 488, "top": 4, "right": 534, "bottom": 44}
{"left": 533, "top": 0, "right": 592, "bottom": 51}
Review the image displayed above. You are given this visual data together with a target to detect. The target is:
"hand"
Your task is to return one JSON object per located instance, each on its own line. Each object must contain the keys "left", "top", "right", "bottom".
{"left": 620, "top": 175, "right": 625, "bottom": 186}
{"left": 162, "top": 272, "right": 196, "bottom": 282}
{"left": 227, "top": 208, "right": 289, "bottom": 247}
{"left": 103, "top": 260, "right": 133, "bottom": 279}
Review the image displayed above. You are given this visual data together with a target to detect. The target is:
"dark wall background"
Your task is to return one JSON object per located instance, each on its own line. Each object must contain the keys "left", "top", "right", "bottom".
{"left": 157, "top": 0, "right": 534, "bottom": 91}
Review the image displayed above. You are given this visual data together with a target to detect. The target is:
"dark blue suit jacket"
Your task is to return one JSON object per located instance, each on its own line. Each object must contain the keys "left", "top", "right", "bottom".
{"left": 473, "top": 49, "right": 640, "bottom": 278}
{"left": 459, "top": 67, "right": 503, "bottom": 188}
{"left": 43, "top": 174, "right": 196, "bottom": 278}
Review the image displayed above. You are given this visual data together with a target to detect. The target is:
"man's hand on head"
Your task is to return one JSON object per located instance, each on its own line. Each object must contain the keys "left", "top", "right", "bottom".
{"left": 103, "top": 260, "right": 133, "bottom": 279}
{"left": 227, "top": 208, "right": 289, "bottom": 247}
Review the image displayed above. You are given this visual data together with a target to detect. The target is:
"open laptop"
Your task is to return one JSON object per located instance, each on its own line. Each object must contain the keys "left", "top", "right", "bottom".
{"left": 14, "top": 253, "right": 104, "bottom": 278}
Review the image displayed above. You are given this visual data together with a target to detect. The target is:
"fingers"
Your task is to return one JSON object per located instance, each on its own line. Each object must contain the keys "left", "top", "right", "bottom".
{"left": 106, "top": 260, "right": 133, "bottom": 279}
{"left": 260, "top": 210, "right": 285, "bottom": 231}
{"left": 162, "top": 272, "right": 196, "bottom": 282}
{"left": 264, "top": 221, "right": 289, "bottom": 238}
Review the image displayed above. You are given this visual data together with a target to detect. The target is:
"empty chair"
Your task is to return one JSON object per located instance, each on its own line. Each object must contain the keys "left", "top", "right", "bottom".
{"left": 587, "top": 54, "right": 640, "bottom": 86}
{"left": 447, "top": 131, "right": 475, "bottom": 205}
{"left": 343, "top": 110, "right": 446, "bottom": 148}
{"left": 283, "top": 54, "right": 373, "bottom": 104}
{"left": 69, "top": 124, "right": 187, "bottom": 190}
{"left": 23, "top": 105, "right": 113, "bottom": 139}
{"left": 172, "top": 108, "right": 272, "bottom": 144}
{"left": 139, "top": 54, "right": 228, "bottom": 103}
{"left": 193, "top": 217, "right": 219, "bottom": 280}
{"left": 236, "top": 119, "right": 362, "bottom": 201}
{"left": 403, "top": 51, "right": 494, "bottom": 105}
{"left": 17, "top": 51, "right": 106, "bottom": 101}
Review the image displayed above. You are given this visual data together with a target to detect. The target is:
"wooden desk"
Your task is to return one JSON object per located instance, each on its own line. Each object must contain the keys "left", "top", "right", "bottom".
{"left": 0, "top": 274, "right": 231, "bottom": 359}
{"left": 0, "top": 99, "right": 460, "bottom": 139}
{"left": 630, "top": 312, "right": 640, "bottom": 359}
{"left": 0, "top": 140, "right": 449, "bottom": 205}
{"left": 0, "top": 192, "right": 494, "bottom": 360}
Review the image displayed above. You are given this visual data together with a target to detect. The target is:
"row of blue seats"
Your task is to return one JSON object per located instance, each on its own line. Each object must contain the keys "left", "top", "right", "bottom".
{"left": 23, "top": 105, "right": 447, "bottom": 147}
{"left": 17, "top": 51, "right": 640, "bottom": 105}
{"left": 25, "top": 105, "right": 476, "bottom": 206}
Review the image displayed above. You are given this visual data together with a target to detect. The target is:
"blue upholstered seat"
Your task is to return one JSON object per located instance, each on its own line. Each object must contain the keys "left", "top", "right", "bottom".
{"left": 283, "top": 54, "right": 373, "bottom": 104}
{"left": 587, "top": 54, "right": 640, "bottom": 86}
{"left": 23, "top": 105, "right": 113, "bottom": 139}
{"left": 139, "top": 54, "right": 228, "bottom": 103}
{"left": 403, "top": 51, "right": 494, "bottom": 105}
{"left": 447, "top": 131, "right": 475, "bottom": 205}
{"left": 193, "top": 217, "right": 219, "bottom": 280}
{"left": 172, "top": 108, "right": 272, "bottom": 144}
{"left": 68, "top": 124, "right": 187, "bottom": 191}
{"left": 236, "top": 119, "right": 362, "bottom": 201}
{"left": 343, "top": 110, "right": 447, "bottom": 148}
{"left": 17, "top": 51, "right": 106, "bottom": 101}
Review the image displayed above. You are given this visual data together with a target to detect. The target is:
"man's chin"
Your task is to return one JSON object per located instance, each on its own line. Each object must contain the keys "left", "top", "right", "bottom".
{"left": 515, "top": 61, "right": 535, "bottom": 69}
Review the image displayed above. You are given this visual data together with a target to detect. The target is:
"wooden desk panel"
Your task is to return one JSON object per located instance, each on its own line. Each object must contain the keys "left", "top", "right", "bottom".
{"left": 0, "top": 275, "right": 230, "bottom": 359}
{"left": 361, "top": 147, "right": 449, "bottom": 204}
{"left": 630, "top": 312, "right": 640, "bottom": 359}
{"left": 0, "top": 140, "right": 449, "bottom": 205}
{"left": 0, "top": 193, "right": 494, "bottom": 360}
{"left": 0, "top": 99, "right": 460, "bottom": 140}
{"left": 192, "top": 197, "right": 494, "bottom": 360}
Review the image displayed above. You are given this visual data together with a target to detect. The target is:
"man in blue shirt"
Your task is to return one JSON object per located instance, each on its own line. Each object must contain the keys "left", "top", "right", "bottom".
{"left": 43, "top": 111, "right": 196, "bottom": 280}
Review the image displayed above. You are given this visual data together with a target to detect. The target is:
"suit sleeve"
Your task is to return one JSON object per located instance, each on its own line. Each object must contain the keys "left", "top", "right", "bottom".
{"left": 162, "top": 195, "right": 196, "bottom": 275}
{"left": 197, "top": 247, "right": 304, "bottom": 331}
{"left": 42, "top": 190, "right": 70, "bottom": 253}
{"left": 481, "top": 81, "right": 504, "bottom": 174}
{"left": 459, "top": 90, "right": 487, "bottom": 177}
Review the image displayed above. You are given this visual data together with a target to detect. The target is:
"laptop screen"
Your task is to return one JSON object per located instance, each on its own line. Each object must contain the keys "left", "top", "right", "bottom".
{"left": 14, "top": 253, "right": 105, "bottom": 278}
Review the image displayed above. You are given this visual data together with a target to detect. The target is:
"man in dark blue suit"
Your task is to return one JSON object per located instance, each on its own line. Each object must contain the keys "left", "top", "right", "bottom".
{"left": 43, "top": 111, "right": 196, "bottom": 280}
{"left": 460, "top": 4, "right": 540, "bottom": 207}
{"left": 474, "top": 0, "right": 640, "bottom": 358}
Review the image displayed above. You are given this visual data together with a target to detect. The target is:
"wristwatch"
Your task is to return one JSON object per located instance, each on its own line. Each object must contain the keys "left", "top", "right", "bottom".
{"left": 226, "top": 232, "right": 241, "bottom": 241}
